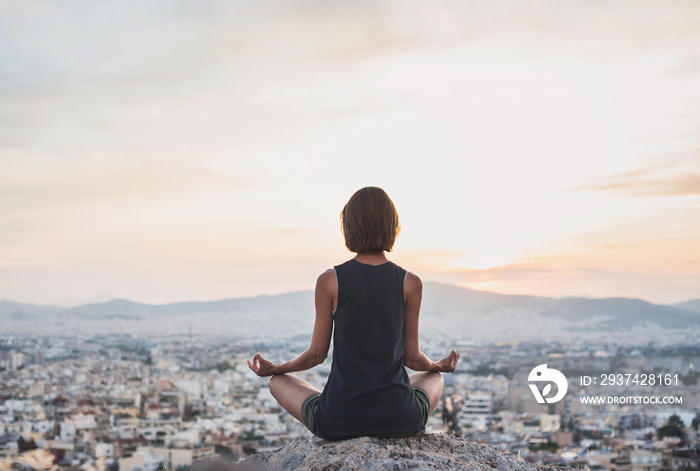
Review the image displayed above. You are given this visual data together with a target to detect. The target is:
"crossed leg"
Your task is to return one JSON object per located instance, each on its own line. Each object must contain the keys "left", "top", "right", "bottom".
{"left": 409, "top": 371, "right": 444, "bottom": 415}
{"left": 268, "top": 374, "right": 321, "bottom": 425}
{"left": 269, "top": 371, "right": 444, "bottom": 425}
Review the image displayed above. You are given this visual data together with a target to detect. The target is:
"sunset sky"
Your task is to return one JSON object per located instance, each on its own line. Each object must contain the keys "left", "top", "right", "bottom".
{"left": 1, "top": 0, "right": 699, "bottom": 306}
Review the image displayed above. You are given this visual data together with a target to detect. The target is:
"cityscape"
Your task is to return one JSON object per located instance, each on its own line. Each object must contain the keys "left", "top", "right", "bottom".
{"left": 1, "top": 284, "right": 699, "bottom": 471}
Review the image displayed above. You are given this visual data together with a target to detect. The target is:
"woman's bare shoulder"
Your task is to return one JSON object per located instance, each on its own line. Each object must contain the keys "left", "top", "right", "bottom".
{"left": 404, "top": 270, "right": 423, "bottom": 294}
{"left": 316, "top": 268, "right": 337, "bottom": 290}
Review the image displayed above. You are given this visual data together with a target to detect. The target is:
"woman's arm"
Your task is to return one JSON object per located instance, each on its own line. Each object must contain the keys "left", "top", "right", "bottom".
{"left": 248, "top": 269, "right": 335, "bottom": 376}
{"left": 403, "top": 272, "right": 459, "bottom": 372}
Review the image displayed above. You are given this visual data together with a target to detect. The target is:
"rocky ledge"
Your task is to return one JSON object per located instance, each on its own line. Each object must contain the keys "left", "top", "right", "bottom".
{"left": 232, "top": 433, "right": 569, "bottom": 471}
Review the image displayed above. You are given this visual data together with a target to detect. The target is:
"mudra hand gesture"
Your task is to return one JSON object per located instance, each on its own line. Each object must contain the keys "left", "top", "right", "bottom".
{"left": 247, "top": 352, "right": 278, "bottom": 377}
{"left": 435, "top": 349, "right": 460, "bottom": 373}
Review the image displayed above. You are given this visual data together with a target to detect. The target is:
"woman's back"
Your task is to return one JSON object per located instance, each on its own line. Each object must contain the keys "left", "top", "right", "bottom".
{"left": 249, "top": 187, "right": 457, "bottom": 442}
{"left": 312, "top": 258, "right": 425, "bottom": 440}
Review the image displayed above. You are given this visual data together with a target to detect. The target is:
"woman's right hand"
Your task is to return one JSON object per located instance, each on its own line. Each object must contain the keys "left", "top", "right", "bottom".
{"left": 435, "top": 349, "right": 460, "bottom": 373}
{"left": 247, "top": 352, "right": 278, "bottom": 377}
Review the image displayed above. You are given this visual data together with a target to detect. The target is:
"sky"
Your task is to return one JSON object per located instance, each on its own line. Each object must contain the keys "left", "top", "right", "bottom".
{"left": 1, "top": 0, "right": 699, "bottom": 306}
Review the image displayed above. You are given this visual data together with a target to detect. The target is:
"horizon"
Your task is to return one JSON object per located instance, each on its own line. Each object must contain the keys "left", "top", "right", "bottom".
{"left": 4, "top": 278, "right": 697, "bottom": 309}
{"left": 2, "top": 1, "right": 699, "bottom": 306}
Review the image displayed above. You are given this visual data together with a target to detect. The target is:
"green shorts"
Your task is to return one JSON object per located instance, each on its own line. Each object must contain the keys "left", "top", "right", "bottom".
{"left": 301, "top": 386, "right": 431, "bottom": 440}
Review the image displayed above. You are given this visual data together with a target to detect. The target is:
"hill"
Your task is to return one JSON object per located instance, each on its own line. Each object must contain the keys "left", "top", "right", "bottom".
{"left": 2, "top": 282, "right": 698, "bottom": 340}
{"left": 677, "top": 299, "right": 700, "bottom": 313}
{"left": 231, "top": 433, "right": 570, "bottom": 471}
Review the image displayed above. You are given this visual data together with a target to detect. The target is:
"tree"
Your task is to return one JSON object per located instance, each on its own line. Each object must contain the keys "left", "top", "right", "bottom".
{"left": 657, "top": 414, "right": 685, "bottom": 440}
{"left": 214, "top": 361, "right": 233, "bottom": 372}
{"left": 529, "top": 441, "right": 559, "bottom": 452}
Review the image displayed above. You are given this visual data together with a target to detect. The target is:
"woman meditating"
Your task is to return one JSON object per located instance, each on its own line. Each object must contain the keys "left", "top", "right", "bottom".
{"left": 247, "top": 186, "right": 460, "bottom": 441}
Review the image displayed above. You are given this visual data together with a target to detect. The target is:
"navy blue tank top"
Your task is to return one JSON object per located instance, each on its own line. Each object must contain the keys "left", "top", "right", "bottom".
{"left": 312, "top": 258, "right": 425, "bottom": 440}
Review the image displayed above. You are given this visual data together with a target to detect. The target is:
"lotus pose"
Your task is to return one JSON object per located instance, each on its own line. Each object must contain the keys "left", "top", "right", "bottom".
{"left": 247, "top": 186, "right": 460, "bottom": 441}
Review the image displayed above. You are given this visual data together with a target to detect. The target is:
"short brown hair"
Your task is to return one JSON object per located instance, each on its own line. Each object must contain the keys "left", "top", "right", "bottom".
{"left": 340, "top": 187, "right": 401, "bottom": 254}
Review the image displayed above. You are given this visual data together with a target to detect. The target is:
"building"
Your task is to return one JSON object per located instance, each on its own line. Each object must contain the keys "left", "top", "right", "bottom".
{"left": 122, "top": 445, "right": 217, "bottom": 471}
{"left": 612, "top": 450, "right": 663, "bottom": 471}
{"left": 0, "top": 435, "right": 18, "bottom": 460}
{"left": 0, "top": 351, "right": 25, "bottom": 371}
{"left": 461, "top": 393, "right": 492, "bottom": 418}
{"left": 662, "top": 446, "right": 700, "bottom": 471}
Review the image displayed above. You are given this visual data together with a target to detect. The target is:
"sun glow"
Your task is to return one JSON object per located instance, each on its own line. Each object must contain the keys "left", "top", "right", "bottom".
{"left": 450, "top": 254, "right": 516, "bottom": 271}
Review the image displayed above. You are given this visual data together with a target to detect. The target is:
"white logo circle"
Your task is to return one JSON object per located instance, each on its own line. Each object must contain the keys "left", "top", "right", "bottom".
{"left": 528, "top": 364, "right": 568, "bottom": 404}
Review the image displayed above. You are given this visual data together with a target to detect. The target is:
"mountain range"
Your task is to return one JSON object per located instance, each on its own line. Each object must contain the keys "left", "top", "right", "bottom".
{"left": 3, "top": 283, "right": 699, "bottom": 336}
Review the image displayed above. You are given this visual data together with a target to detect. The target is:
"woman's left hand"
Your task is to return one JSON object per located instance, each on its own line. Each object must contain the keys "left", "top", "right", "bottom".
{"left": 435, "top": 349, "right": 460, "bottom": 373}
{"left": 247, "top": 352, "right": 278, "bottom": 377}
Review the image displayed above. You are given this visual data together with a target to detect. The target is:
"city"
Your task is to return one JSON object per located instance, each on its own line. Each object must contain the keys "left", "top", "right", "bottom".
{"left": 1, "top": 330, "right": 698, "bottom": 471}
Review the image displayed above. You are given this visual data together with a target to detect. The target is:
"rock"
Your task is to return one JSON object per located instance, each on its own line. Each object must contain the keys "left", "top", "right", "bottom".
{"left": 232, "top": 433, "right": 570, "bottom": 471}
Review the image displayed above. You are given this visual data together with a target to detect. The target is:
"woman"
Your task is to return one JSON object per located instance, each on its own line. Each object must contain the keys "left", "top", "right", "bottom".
{"left": 248, "top": 186, "right": 460, "bottom": 440}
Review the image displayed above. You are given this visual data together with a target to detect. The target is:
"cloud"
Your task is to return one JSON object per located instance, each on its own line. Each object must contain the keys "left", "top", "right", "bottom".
{"left": 2, "top": 0, "right": 699, "bottom": 154}
{"left": 421, "top": 254, "right": 700, "bottom": 305}
{"left": 0, "top": 156, "right": 260, "bottom": 244}
{"left": 0, "top": 158, "right": 259, "bottom": 210}
{"left": 582, "top": 174, "right": 700, "bottom": 196}
{"left": 571, "top": 150, "right": 700, "bottom": 196}
{"left": 666, "top": 53, "right": 700, "bottom": 78}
